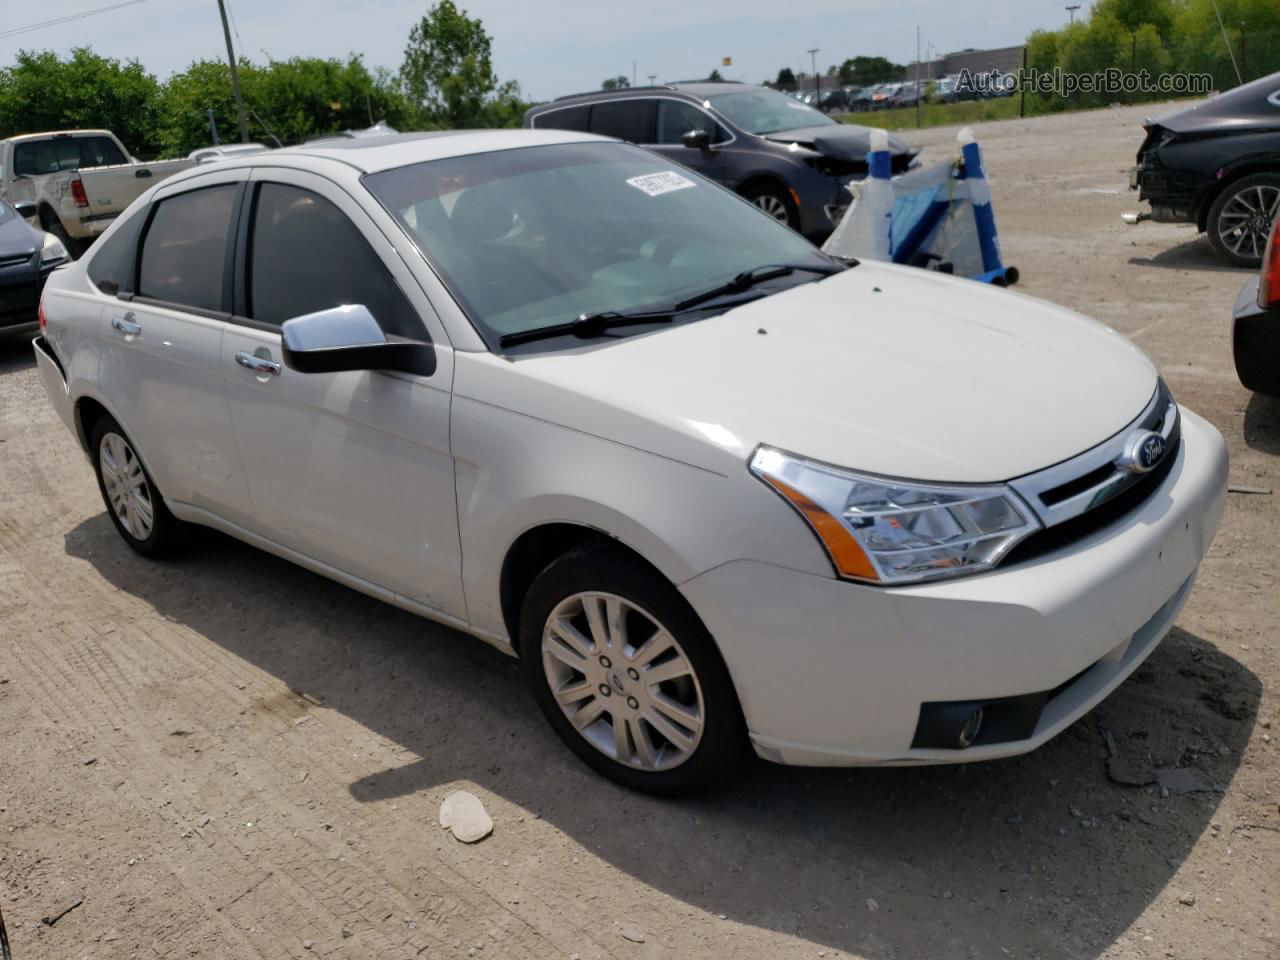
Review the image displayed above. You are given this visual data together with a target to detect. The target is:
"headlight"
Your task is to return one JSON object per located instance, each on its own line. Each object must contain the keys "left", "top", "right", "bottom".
{"left": 750, "top": 446, "right": 1041, "bottom": 585}
{"left": 41, "top": 232, "right": 68, "bottom": 265}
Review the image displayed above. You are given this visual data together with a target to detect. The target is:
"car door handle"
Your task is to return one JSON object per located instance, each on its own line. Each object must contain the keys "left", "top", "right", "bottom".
{"left": 135, "top": 168, "right": 152, "bottom": 178}
{"left": 236, "top": 351, "right": 280, "bottom": 376}
{"left": 110, "top": 313, "right": 141, "bottom": 338}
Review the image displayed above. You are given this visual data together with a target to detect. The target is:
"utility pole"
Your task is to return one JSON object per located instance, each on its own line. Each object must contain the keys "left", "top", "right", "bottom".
{"left": 807, "top": 48, "right": 819, "bottom": 103}
{"left": 1065, "top": 5, "right": 1080, "bottom": 25}
{"left": 915, "top": 26, "right": 921, "bottom": 128}
{"left": 216, "top": 0, "right": 250, "bottom": 143}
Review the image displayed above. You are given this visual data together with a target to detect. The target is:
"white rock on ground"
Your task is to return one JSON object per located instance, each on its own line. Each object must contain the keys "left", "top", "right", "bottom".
{"left": 439, "top": 791, "right": 494, "bottom": 844}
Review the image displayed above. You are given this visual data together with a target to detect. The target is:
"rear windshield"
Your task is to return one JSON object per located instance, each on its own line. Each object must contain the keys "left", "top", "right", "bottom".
{"left": 12, "top": 136, "right": 127, "bottom": 176}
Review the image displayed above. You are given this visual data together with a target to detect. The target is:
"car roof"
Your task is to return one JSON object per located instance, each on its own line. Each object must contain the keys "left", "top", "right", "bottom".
{"left": 162, "top": 128, "right": 609, "bottom": 184}
{"left": 533, "top": 81, "right": 757, "bottom": 111}
{"left": 2, "top": 129, "right": 115, "bottom": 144}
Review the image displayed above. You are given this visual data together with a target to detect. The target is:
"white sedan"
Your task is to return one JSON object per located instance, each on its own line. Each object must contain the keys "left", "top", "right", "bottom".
{"left": 33, "top": 129, "right": 1227, "bottom": 794}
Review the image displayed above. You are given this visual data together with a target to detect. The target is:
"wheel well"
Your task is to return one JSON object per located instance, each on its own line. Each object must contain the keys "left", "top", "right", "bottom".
{"left": 74, "top": 397, "right": 109, "bottom": 454}
{"left": 499, "top": 523, "right": 662, "bottom": 655}
{"left": 1196, "top": 163, "right": 1280, "bottom": 231}
{"left": 736, "top": 175, "right": 789, "bottom": 202}
{"left": 37, "top": 203, "right": 62, "bottom": 230}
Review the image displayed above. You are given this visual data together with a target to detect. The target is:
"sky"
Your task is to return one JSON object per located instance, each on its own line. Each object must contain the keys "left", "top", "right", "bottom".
{"left": 2, "top": 0, "right": 1079, "bottom": 102}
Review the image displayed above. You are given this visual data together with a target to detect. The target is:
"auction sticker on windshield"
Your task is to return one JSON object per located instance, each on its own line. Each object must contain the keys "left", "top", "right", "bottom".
{"left": 626, "top": 171, "right": 697, "bottom": 197}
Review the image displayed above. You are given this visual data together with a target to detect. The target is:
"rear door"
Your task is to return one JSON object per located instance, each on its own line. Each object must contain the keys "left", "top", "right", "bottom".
{"left": 219, "top": 168, "right": 464, "bottom": 617}
{"left": 98, "top": 166, "right": 255, "bottom": 524}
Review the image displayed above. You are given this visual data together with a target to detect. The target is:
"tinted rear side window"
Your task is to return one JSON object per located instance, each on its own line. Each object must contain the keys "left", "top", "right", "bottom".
{"left": 87, "top": 206, "right": 146, "bottom": 295}
{"left": 533, "top": 104, "right": 589, "bottom": 132}
{"left": 137, "top": 185, "right": 237, "bottom": 311}
{"left": 12, "top": 136, "right": 126, "bottom": 175}
{"left": 246, "top": 183, "right": 425, "bottom": 339}
{"left": 589, "top": 100, "right": 654, "bottom": 143}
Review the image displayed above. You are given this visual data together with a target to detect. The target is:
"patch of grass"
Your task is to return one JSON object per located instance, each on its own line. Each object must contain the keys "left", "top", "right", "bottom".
{"left": 835, "top": 98, "right": 1023, "bottom": 131}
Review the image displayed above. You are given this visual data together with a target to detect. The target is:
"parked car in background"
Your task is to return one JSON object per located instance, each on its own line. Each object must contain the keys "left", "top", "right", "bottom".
{"left": 0, "top": 196, "right": 68, "bottom": 331}
{"left": 525, "top": 82, "right": 917, "bottom": 238}
{"left": 35, "top": 129, "right": 1227, "bottom": 795}
{"left": 890, "top": 81, "right": 923, "bottom": 109}
{"left": 819, "top": 88, "right": 850, "bottom": 113}
{"left": 188, "top": 143, "right": 269, "bottom": 164}
{"left": 868, "top": 83, "right": 900, "bottom": 110}
{"left": 1233, "top": 213, "right": 1280, "bottom": 397}
{"left": 0, "top": 130, "right": 194, "bottom": 259}
{"left": 1132, "top": 72, "right": 1280, "bottom": 268}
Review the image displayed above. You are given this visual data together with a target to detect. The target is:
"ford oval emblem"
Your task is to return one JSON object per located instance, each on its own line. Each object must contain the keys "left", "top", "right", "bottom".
{"left": 1117, "top": 430, "right": 1167, "bottom": 474}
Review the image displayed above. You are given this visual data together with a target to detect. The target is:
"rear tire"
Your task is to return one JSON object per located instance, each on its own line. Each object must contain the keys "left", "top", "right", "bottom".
{"left": 519, "top": 542, "right": 746, "bottom": 796}
{"left": 90, "top": 415, "right": 187, "bottom": 558}
{"left": 39, "top": 209, "right": 86, "bottom": 260}
{"left": 1206, "top": 172, "right": 1280, "bottom": 269}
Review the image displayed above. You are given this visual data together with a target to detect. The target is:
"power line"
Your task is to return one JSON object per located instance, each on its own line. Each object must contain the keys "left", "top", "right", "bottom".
{"left": 0, "top": 0, "right": 149, "bottom": 40}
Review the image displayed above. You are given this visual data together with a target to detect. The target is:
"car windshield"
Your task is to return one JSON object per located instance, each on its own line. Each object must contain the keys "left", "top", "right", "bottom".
{"left": 364, "top": 141, "right": 831, "bottom": 347}
{"left": 707, "top": 87, "right": 836, "bottom": 134}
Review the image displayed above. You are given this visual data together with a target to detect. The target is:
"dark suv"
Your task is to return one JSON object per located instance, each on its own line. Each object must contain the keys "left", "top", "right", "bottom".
{"left": 524, "top": 82, "right": 917, "bottom": 239}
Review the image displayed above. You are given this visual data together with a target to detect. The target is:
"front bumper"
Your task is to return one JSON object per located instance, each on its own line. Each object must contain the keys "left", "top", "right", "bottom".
{"left": 680, "top": 409, "right": 1228, "bottom": 766}
{"left": 0, "top": 261, "right": 51, "bottom": 329}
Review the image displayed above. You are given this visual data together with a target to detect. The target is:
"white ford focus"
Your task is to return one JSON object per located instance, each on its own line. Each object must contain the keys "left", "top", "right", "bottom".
{"left": 34, "top": 130, "right": 1227, "bottom": 794}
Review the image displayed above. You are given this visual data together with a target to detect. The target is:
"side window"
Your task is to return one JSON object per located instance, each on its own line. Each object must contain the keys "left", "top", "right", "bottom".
{"left": 655, "top": 101, "right": 725, "bottom": 145}
{"left": 80, "top": 136, "right": 128, "bottom": 168}
{"left": 532, "top": 104, "right": 589, "bottom": 132}
{"left": 137, "top": 184, "right": 237, "bottom": 311}
{"left": 589, "top": 100, "right": 654, "bottom": 143}
{"left": 247, "top": 183, "right": 426, "bottom": 340}
{"left": 87, "top": 206, "right": 147, "bottom": 295}
{"left": 13, "top": 142, "right": 52, "bottom": 176}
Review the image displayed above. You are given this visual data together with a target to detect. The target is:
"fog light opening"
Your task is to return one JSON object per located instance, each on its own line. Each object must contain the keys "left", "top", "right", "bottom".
{"left": 957, "top": 707, "right": 984, "bottom": 749}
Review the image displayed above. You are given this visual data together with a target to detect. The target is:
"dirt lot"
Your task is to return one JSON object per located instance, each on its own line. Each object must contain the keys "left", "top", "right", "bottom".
{"left": 1, "top": 102, "right": 1277, "bottom": 960}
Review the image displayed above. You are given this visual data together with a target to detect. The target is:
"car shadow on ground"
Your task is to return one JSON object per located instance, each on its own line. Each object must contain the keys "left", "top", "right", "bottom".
{"left": 1244, "top": 392, "right": 1280, "bottom": 456}
{"left": 0, "top": 326, "right": 37, "bottom": 373}
{"left": 65, "top": 517, "right": 1261, "bottom": 959}
{"left": 1128, "top": 236, "right": 1257, "bottom": 273}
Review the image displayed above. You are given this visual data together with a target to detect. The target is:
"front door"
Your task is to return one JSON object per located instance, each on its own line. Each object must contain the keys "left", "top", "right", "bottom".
{"left": 220, "top": 171, "right": 464, "bottom": 618}
{"left": 646, "top": 99, "right": 731, "bottom": 182}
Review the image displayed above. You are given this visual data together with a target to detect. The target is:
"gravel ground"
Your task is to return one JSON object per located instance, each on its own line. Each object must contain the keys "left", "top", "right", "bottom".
{"left": 0, "top": 101, "right": 1276, "bottom": 960}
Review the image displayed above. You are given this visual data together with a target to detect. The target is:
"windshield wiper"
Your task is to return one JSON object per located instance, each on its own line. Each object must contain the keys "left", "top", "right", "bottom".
{"left": 673, "top": 263, "right": 843, "bottom": 312}
{"left": 498, "top": 309, "right": 675, "bottom": 348}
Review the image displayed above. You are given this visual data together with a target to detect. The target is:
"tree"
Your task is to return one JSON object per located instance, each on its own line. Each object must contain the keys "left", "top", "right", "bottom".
{"left": 707, "top": 68, "right": 724, "bottom": 82}
{"left": 0, "top": 48, "right": 162, "bottom": 156}
{"left": 837, "top": 56, "right": 905, "bottom": 86}
{"left": 601, "top": 75, "right": 630, "bottom": 90}
{"left": 155, "top": 55, "right": 415, "bottom": 155}
{"left": 399, "top": 0, "right": 523, "bottom": 128}
{"left": 774, "top": 67, "right": 796, "bottom": 88}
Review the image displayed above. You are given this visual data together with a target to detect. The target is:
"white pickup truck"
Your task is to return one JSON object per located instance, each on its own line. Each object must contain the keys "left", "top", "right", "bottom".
{"left": 0, "top": 129, "right": 195, "bottom": 257}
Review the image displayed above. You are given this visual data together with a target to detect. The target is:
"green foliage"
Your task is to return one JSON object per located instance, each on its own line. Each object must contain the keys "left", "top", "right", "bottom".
{"left": 0, "top": 48, "right": 162, "bottom": 156}
{"left": 399, "top": 0, "right": 525, "bottom": 128}
{"left": 602, "top": 76, "right": 630, "bottom": 90}
{"left": 707, "top": 69, "right": 724, "bottom": 82}
{"left": 155, "top": 55, "right": 413, "bottom": 155}
{"left": 775, "top": 67, "right": 796, "bottom": 88}
{"left": 837, "top": 56, "right": 905, "bottom": 86}
{"left": 1171, "top": 0, "right": 1280, "bottom": 88}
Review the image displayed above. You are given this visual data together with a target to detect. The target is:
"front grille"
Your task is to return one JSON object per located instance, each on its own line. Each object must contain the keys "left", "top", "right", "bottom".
{"left": 0, "top": 252, "right": 34, "bottom": 270}
{"left": 1004, "top": 436, "right": 1180, "bottom": 567}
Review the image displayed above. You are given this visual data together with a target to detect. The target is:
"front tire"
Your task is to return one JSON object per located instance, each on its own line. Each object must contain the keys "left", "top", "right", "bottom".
{"left": 519, "top": 543, "right": 745, "bottom": 796}
{"left": 91, "top": 416, "right": 186, "bottom": 557}
{"left": 744, "top": 182, "right": 801, "bottom": 232}
{"left": 1206, "top": 172, "right": 1280, "bottom": 268}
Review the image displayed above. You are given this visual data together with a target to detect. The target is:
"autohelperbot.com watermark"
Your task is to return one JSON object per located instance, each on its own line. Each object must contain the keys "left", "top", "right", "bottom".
{"left": 958, "top": 67, "right": 1213, "bottom": 98}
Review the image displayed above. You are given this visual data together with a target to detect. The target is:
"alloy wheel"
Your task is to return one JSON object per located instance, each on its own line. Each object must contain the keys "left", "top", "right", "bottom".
{"left": 1216, "top": 184, "right": 1280, "bottom": 261}
{"left": 540, "top": 591, "right": 705, "bottom": 772}
{"left": 753, "top": 194, "right": 791, "bottom": 223}
{"left": 99, "top": 431, "right": 154, "bottom": 540}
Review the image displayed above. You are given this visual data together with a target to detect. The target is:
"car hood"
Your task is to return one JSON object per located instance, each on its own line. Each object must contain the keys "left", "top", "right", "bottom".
{"left": 1150, "top": 71, "right": 1280, "bottom": 134}
{"left": 761, "top": 124, "right": 914, "bottom": 161}
{"left": 476, "top": 263, "right": 1158, "bottom": 484}
{"left": 0, "top": 211, "right": 39, "bottom": 258}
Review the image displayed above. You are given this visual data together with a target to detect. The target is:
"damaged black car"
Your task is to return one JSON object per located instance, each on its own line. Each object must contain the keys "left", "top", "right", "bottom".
{"left": 525, "top": 81, "right": 918, "bottom": 240}
{"left": 1131, "top": 71, "right": 1280, "bottom": 268}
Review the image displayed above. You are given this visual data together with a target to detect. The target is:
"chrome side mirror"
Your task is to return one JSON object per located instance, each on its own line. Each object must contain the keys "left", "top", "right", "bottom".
{"left": 13, "top": 201, "right": 36, "bottom": 221}
{"left": 280, "top": 304, "right": 435, "bottom": 377}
